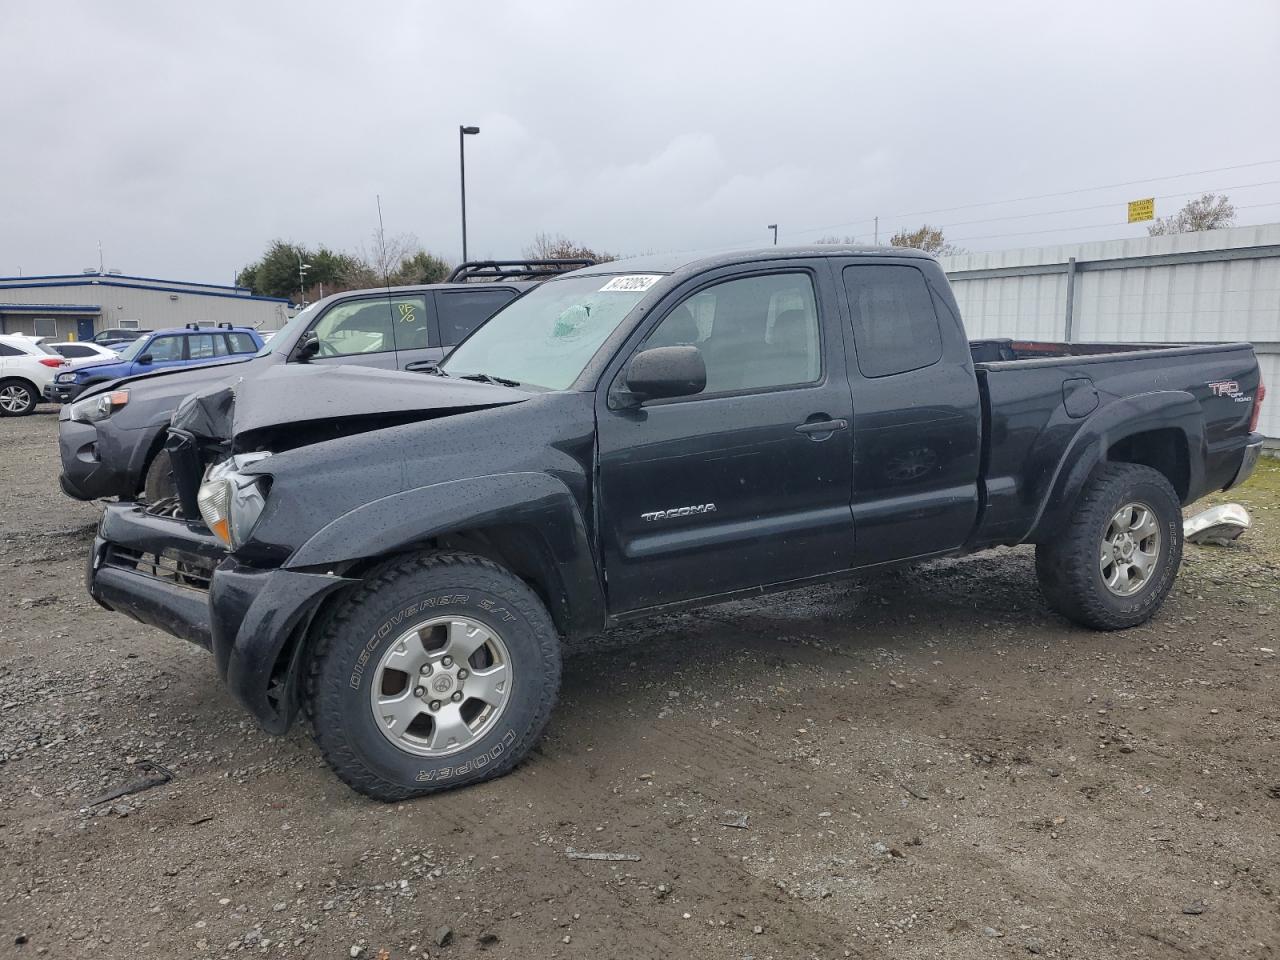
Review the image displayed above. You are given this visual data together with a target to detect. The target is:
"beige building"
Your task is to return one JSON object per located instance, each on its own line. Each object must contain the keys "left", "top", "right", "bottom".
{"left": 0, "top": 272, "right": 296, "bottom": 341}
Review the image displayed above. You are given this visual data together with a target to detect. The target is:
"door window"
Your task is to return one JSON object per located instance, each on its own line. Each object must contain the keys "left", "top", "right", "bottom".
{"left": 187, "top": 334, "right": 229, "bottom": 360}
{"left": 437, "top": 289, "right": 518, "bottom": 346}
{"left": 842, "top": 265, "right": 942, "bottom": 378}
{"left": 310, "top": 297, "right": 413, "bottom": 357}
{"left": 56, "top": 345, "right": 95, "bottom": 358}
{"left": 146, "top": 336, "right": 185, "bottom": 361}
{"left": 644, "top": 272, "right": 821, "bottom": 394}
{"left": 226, "top": 332, "right": 257, "bottom": 354}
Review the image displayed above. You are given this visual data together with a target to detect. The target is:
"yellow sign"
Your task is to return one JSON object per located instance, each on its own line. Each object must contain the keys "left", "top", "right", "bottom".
{"left": 1127, "top": 197, "right": 1155, "bottom": 223}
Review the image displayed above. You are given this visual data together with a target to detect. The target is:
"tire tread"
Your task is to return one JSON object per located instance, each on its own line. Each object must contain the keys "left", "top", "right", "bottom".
{"left": 303, "top": 550, "right": 561, "bottom": 801}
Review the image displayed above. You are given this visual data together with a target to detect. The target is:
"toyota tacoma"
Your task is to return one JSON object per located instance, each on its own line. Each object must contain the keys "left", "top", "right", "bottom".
{"left": 84, "top": 246, "right": 1266, "bottom": 800}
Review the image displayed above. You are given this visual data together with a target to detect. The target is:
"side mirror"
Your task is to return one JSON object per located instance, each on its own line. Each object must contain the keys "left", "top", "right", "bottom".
{"left": 623, "top": 345, "right": 706, "bottom": 404}
{"left": 295, "top": 330, "right": 320, "bottom": 362}
{"left": 137, "top": 353, "right": 153, "bottom": 365}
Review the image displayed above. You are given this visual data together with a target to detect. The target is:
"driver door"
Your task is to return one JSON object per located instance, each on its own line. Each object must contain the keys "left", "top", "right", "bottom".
{"left": 597, "top": 264, "right": 855, "bottom": 612}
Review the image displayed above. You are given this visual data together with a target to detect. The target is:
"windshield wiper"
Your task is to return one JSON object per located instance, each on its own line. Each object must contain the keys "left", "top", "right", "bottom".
{"left": 459, "top": 372, "right": 521, "bottom": 387}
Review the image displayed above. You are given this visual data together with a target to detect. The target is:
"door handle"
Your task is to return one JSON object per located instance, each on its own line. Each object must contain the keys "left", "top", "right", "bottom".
{"left": 794, "top": 418, "right": 848, "bottom": 436}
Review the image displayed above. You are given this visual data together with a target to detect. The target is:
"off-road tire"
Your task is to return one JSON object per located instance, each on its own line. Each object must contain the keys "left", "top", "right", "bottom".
{"left": 304, "top": 551, "right": 561, "bottom": 801}
{"left": 1035, "top": 463, "right": 1183, "bottom": 630}
{"left": 0, "top": 379, "right": 38, "bottom": 417}
{"left": 142, "top": 448, "right": 177, "bottom": 503}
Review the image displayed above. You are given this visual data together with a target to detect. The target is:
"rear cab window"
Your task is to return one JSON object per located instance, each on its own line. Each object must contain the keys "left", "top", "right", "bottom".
{"left": 842, "top": 264, "right": 942, "bottom": 378}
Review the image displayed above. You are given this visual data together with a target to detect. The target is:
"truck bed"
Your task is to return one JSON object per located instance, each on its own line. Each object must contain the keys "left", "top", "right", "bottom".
{"left": 966, "top": 339, "right": 1261, "bottom": 549}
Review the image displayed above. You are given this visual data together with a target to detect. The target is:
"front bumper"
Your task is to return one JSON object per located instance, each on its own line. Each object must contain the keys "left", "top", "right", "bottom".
{"left": 88, "top": 503, "right": 355, "bottom": 733}
{"left": 1224, "top": 435, "right": 1264, "bottom": 490}
{"left": 44, "top": 382, "right": 83, "bottom": 403}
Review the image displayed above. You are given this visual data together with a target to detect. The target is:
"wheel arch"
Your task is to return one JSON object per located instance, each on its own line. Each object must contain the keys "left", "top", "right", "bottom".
{"left": 285, "top": 472, "right": 606, "bottom": 641}
{"left": 1026, "top": 391, "right": 1205, "bottom": 543}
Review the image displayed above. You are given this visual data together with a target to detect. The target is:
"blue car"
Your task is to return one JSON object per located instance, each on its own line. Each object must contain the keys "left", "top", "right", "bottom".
{"left": 44, "top": 324, "right": 263, "bottom": 403}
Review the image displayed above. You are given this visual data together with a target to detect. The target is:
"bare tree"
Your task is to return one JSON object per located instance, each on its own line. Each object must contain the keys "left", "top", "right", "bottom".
{"left": 889, "top": 224, "right": 964, "bottom": 256}
{"left": 524, "top": 232, "right": 617, "bottom": 263}
{"left": 1147, "top": 193, "right": 1236, "bottom": 236}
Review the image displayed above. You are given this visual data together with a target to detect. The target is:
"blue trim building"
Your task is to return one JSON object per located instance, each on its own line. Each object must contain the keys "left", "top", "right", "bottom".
{"left": 0, "top": 273, "right": 296, "bottom": 340}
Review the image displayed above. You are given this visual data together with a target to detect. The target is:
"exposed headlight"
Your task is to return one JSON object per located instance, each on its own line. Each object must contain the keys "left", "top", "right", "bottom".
{"left": 68, "top": 389, "right": 129, "bottom": 422}
{"left": 197, "top": 452, "right": 272, "bottom": 548}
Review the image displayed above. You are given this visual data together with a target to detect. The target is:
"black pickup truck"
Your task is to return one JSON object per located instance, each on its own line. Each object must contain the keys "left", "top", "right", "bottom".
{"left": 85, "top": 246, "right": 1266, "bottom": 800}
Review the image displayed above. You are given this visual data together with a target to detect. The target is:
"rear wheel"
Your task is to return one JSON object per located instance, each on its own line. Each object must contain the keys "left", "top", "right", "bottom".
{"left": 0, "top": 380, "right": 37, "bottom": 416}
{"left": 305, "top": 551, "right": 561, "bottom": 801}
{"left": 1035, "top": 463, "right": 1183, "bottom": 630}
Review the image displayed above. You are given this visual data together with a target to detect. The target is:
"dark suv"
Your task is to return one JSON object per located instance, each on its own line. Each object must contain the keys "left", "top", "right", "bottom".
{"left": 58, "top": 260, "right": 591, "bottom": 502}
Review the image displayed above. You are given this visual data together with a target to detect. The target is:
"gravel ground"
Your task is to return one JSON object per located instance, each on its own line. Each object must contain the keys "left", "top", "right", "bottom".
{"left": 1, "top": 408, "right": 1278, "bottom": 959}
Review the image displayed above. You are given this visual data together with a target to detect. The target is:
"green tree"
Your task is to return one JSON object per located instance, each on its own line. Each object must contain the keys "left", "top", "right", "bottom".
{"left": 236, "top": 240, "right": 313, "bottom": 299}
{"left": 390, "top": 250, "right": 451, "bottom": 285}
{"left": 1147, "top": 193, "right": 1235, "bottom": 236}
{"left": 889, "top": 224, "right": 962, "bottom": 256}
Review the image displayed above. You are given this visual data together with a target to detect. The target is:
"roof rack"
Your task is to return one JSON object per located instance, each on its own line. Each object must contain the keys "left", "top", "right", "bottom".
{"left": 446, "top": 258, "right": 595, "bottom": 283}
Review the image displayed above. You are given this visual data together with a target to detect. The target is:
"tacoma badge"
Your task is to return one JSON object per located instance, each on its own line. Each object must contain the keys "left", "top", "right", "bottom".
{"left": 641, "top": 504, "right": 717, "bottom": 522}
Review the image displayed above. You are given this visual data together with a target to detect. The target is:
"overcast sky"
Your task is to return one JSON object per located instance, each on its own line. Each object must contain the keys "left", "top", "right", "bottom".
{"left": 4, "top": 1, "right": 1280, "bottom": 282}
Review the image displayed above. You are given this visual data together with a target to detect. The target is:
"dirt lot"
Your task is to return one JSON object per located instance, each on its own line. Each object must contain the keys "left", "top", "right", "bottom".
{"left": 1, "top": 408, "right": 1277, "bottom": 959}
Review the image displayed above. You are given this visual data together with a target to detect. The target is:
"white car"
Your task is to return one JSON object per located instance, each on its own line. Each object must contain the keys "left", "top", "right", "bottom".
{"left": 0, "top": 334, "right": 70, "bottom": 416}
{"left": 48, "top": 341, "right": 122, "bottom": 367}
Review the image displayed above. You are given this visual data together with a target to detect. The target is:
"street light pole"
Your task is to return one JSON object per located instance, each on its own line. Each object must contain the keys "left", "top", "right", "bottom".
{"left": 297, "top": 253, "right": 311, "bottom": 303}
{"left": 768, "top": 224, "right": 778, "bottom": 245}
{"left": 459, "top": 125, "right": 480, "bottom": 262}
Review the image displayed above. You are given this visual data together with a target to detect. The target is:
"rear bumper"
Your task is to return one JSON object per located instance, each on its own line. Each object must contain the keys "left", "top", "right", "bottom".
{"left": 1224, "top": 434, "right": 1264, "bottom": 491}
{"left": 88, "top": 504, "right": 355, "bottom": 733}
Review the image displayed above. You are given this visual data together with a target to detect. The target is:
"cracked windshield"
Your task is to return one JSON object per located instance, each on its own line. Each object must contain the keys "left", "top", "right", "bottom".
{"left": 441, "top": 273, "right": 660, "bottom": 389}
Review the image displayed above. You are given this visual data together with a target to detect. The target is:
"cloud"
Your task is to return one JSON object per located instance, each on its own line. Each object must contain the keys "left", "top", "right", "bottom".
{"left": 3, "top": 0, "right": 1279, "bottom": 279}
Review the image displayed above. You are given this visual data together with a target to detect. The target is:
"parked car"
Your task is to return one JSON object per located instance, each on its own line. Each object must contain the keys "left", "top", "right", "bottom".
{"left": 58, "top": 260, "right": 591, "bottom": 502}
{"left": 92, "top": 328, "right": 152, "bottom": 347}
{"left": 45, "top": 324, "right": 263, "bottom": 405}
{"left": 0, "top": 334, "right": 69, "bottom": 415}
{"left": 86, "top": 245, "right": 1266, "bottom": 799}
{"left": 48, "top": 341, "right": 122, "bottom": 366}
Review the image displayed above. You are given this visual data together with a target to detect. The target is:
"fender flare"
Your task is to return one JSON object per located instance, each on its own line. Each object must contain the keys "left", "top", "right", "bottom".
{"left": 1025, "top": 390, "right": 1206, "bottom": 542}
{"left": 285, "top": 471, "right": 605, "bottom": 638}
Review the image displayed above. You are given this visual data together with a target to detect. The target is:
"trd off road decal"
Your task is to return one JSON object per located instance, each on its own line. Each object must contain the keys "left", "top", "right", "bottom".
{"left": 1208, "top": 380, "right": 1251, "bottom": 403}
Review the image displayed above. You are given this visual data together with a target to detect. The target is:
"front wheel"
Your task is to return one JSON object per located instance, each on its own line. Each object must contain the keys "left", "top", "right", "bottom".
{"left": 305, "top": 551, "right": 561, "bottom": 801}
{"left": 142, "top": 449, "right": 177, "bottom": 503}
{"left": 1035, "top": 463, "right": 1183, "bottom": 630}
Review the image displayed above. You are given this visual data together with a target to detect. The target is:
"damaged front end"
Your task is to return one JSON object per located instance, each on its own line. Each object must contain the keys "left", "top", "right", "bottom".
{"left": 88, "top": 364, "right": 532, "bottom": 733}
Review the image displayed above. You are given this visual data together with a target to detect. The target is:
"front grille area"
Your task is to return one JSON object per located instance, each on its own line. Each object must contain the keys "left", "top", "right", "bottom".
{"left": 104, "top": 544, "right": 218, "bottom": 592}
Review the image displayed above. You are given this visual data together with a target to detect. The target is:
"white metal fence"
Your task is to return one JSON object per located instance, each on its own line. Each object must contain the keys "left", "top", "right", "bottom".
{"left": 940, "top": 223, "right": 1280, "bottom": 439}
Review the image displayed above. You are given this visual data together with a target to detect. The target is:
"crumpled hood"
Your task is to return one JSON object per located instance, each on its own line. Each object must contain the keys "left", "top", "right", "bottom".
{"left": 171, "top": 362, "right": 529, "bottom": 446}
